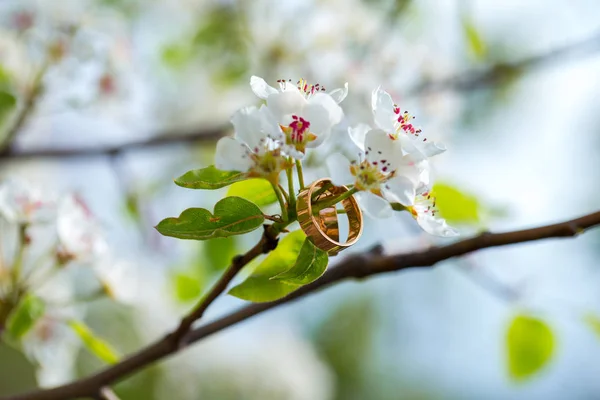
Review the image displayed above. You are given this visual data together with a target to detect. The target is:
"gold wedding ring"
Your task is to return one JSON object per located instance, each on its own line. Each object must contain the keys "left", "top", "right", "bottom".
{"left": 296, "top": 178, "right": 363, "bottom": 256}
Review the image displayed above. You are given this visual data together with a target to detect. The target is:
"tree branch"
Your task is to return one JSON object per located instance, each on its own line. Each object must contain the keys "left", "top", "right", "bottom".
{"left": 2, "top": 30, "right": 600, "bottom": 162}
{"left": 409, "top": 29, "right": 600, "bottom": 95}
{"left": 0, "top": 125, "right": 227, "bottom": 160}
{"left": 169, "top": 225, "right": 279, "bottom": 343}
{"left": 3, "top": 210, "right": 599, "bottom": 400}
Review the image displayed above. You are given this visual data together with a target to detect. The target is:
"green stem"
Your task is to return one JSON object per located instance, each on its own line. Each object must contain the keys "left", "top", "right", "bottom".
{"left": 310, "top": 182, "right": 333, "bottom": 202}
{"left": 313, "top": 187, "right": 359, "bottom": 214}
{"left": 271, "top": 183, "right": 288, "bottom": 222}
{"left": 12, "top": 224, "right": 27, "bottom": 278}
{"left": 295, "top": 160, "right": 305, "bottom": 190}
{"left": 286, "top": 163, "right": 296, "bottom": 220}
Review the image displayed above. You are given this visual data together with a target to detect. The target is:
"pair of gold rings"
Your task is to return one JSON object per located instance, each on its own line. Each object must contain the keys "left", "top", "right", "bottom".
{"left": 296, "top": 178, "right": 363, "bottom": 256}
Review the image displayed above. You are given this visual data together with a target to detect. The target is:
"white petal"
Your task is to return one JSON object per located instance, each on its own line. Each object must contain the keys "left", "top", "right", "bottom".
{"left": 420, "top": 140, "right": 447, "bottom": 157}
{"left": 282, "top": 144, "right": 305, "bottom": 160}
{"left": 328, "top": 82, "right": 348, "bottom": 104}
{"left": 382, "top": 176, "right": 416, "bottom": 206}
{"left": 215, "top": 137, "right": 253, "bottom": 172}
{"left": 326, "top": 153, "right": 354, "bottom": 186}
{"left": 307, "top": 92, "right": 344, "bottom": 126}
{"left": 267, "top": 89, "right": 307, "bottom": 123}
{"left": 364, "top": 129, "right": 396, "bottom": 172}
{"left": 371, "top": 86, "right": 396, "bottom": 132}
{"left": 302, "top": 103, "right": 331, "bottom": 144}
{"left": 395, "top": 154, "right": 429, "bottom": 185}
{"left": 355, "top": 191, "right": 393, "bottom": 219}
{"left": 348, "top": 123, "right": 371, "bottom": 151}
{"left": 416, "top": 215, "right": 459, "bottom": 237}
{"left": 257, "top": 105, "right": 285, "bottom": 142}
{"left": 250, "top": 76, "right": 278, "bottom": 99}
{"left": 231, "top": 106, "right": 284, "bottom": 153}
{"left": 231, "top": 106, "right": 262, "bottom": 148}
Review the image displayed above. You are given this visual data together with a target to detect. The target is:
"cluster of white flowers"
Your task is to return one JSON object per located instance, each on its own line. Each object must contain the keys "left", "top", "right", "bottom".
{"left": 217, "top": 76, "right": 457, "bottom": 237}
{"left": 215, "top": 76, "right": 347, "bottom": 181}
{"left": 0, "top": 179, "right": 107, "bottom": 264}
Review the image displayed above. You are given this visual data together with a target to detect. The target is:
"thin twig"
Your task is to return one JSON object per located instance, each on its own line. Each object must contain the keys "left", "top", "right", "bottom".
{"left": 169, "top": 226, "right": 279, "bottom": 344}
{"left": 4, "top": 210, "right": 599, "bottom": 400}
{"left": 0, "top": 62, "right": 49, "bottom": 154}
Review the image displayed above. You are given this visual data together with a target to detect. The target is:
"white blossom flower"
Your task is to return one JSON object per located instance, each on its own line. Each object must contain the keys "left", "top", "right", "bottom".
{"left": 0, "top": 179, "right": 56, "bottom": 224}
{"left": 408, "top": 186, "right": 459, "bottom": 237}
{"left": 250, "top": 75, "right": 345, "bottom": 159}
{"left": 328, "top": 128, "right": 429, "bottom": 219}
{"left": 56, "top": 194, "right": 107, "bottom": 263}
{"left": 215, "top": 105, "right": 290, "bottom": 183}
{"left": 371, "top": 87, "right": 446, "bottom": 160}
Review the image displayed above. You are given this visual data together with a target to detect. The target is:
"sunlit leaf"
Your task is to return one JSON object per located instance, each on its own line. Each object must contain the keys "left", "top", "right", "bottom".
{"left": 68, "top": 320, "right": 120, "bottom": 364}
{"left": 6, "top": 295, "right": 45, "bottom": 340}
{"left": 174, "top": 166, "right": 246, "bottom": 190}
{"left": 173, "top": 273, "right": 203, "bottom": 302}
{"left": 227, "top": 179, "right": 277, "bottom": 207}
{"left": 506, "top": 314, "right": 555, "bottom": 381}
{"left": 204, "top": 237, "right": 237, "bottom": 272}
{"left": 155, "top": 197, "right": 264, "bottom": 240}
{"left": 463, "top": 18, "right": 487, "bottom": 61}
{"left": 433, "top": 182, "right": 482, "bottom": 225}
{"left": 273, "top": 238, "right": 328, "bottom": 285}
{"left": 229, "top": 230, "right": 306, "bottom": 302}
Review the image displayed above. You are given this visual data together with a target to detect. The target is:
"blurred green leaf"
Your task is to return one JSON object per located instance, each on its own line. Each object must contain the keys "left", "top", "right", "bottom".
{"left": 506, "top": 314, "right": 555, "bottom": 381}
{"left": 229, "top": 230, "right": 306, "bottom": 302}
{"left": 204, "top": 237, "right": 237, "bottom": 272}
{"left": 6, "top": 294, "right": 45, "bottom": 340}
{"left": 161, "top": 44, "right": 193, "bottom": 69}
{"left": 0, "top": 91, "right": 16, "bottom": 128}
{"left": 156, "top": 197, "right": 264, "bottom": 240}
{"left": 313, "top": 297, "right": 378, "bottom": 400}
{"left": 0, "top": 342, "right": 37, "bottom": 394}
{"left": 433, "top": 182, "right": 482, "bottom": 225}
{"left": 175, "top": 166, "right": 246, "bottom": 190}
{"left": 584, "top": 313, "right": 600, "bottom": 339}
{"left": 0, "top": 65, "right": 12, "bottom": 89}
{"left": 193, "top": 6, "right": 248, "bottom": 85}
{"left": 273, "top": 238, "right": 328, "bottom": 285}
{"left": 68, "top": 320, "right": 120, "bottom": 364}
{"left": 173, "top": 273, "right": 203, "bottom": 303}
{"left": 463, "top": 19, "right": 487, "bottom": 61}
{"left": 227, "top": 179, "right": 277, "bottom": 207}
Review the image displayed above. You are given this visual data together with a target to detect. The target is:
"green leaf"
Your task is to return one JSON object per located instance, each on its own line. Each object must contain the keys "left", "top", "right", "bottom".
{"left": 229, "top": 230, "right": 306, "bottom": 302}
{"left": 0, "top": 65, "right": 12, "bottom": 89}
{"left": 273, "top": 238, "right": 328, "bottom": 285}
{"left": 432, "top": 182, "right": 482, "bottom": 225}
{"left": 463, "top": 19, "right": 487, "bottom": 61}
{"left": 156, "top": 196, "right": 264, "bottom": 240}
{"left": 173, "top": 273, "right": 203, "bottom": 302}
{"left": 174, "top": 166, "right": 246, "bottom": 190}
{"left": 68, "top": 320, "right": 120, "bottom": 364}
{"left": 506, "top": 314, "right": 555, "bottom": 381}
{"left": 584, "top": 313, "right": 600, "bottom": 339}
{"left": 204, "top": 237, "right": 237, "bottom": 272}
{"left": 0, "top": 91, "right": 16, "bottom": 127}
{"left": 161, "top": 44, "right": 193, "bottom": 69}
{"left": 227, "top": 178, "right": 277, "bottom": 207}
{"left": 6, "top": 294, "right": 45, "bottom": 339}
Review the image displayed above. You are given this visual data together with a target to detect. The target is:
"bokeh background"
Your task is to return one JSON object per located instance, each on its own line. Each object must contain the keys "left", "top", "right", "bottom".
{"left": 0, "top": 0, "right": 600, "bottom": 399}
